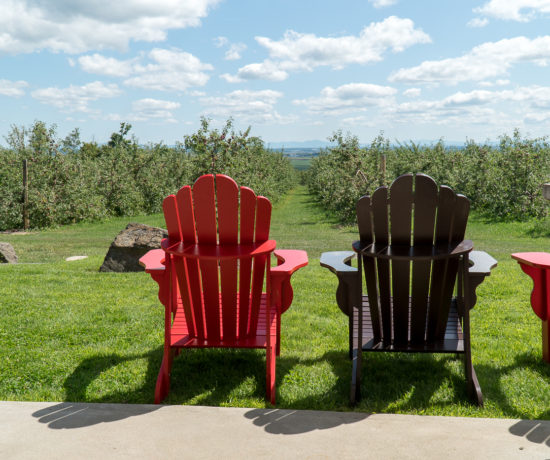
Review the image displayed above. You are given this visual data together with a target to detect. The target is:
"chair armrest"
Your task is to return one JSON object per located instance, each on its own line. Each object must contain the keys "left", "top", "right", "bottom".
{"left": 269, "top": 249, "right": 308, "bottom": 313}
{"left": 320, "top": 251, "right": 359, "bottom": 317}
{"left": 271, "top": 249, "right": 308, "bottom": 278}
{"left": 469, "top": 250, "right": 497, "bottom": 275}
{"left": 139, "top": 249, "right": 166, "bottom": 272}
{"left": 139, "top": 249, "right": 169, "bottom": 309}
{"left": 320, "top": 251, "right": 357, "bottom": 274}
{"left": 467, "top": 250, "right": 497, "bottom": 309}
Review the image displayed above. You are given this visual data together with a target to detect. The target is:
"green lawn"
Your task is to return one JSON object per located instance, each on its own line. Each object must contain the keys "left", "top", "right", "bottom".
{"left": 288, "top": 157, "right": 312, "bottom": 171}
{"left": 1, "top": 186, "right": 549, "bottom": 418}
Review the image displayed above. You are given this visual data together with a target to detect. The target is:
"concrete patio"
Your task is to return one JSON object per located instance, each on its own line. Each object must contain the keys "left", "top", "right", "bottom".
{"left": 1, "top": 401, "right": 549, "bottom": 459}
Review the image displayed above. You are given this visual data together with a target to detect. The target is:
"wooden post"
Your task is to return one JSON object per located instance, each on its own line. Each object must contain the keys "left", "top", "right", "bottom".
{"left": 380, "top": 154, "right": 386, "bottom": 186}
{"left": 22, "top": 159, "right": 29, "bottom": 230}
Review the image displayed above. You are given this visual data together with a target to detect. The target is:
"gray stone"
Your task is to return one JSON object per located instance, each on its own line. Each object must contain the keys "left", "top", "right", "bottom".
{"left": 99, "top": 223, "right": 167, "bottom": 272}
{"left": 0, "top": 242, "right": 17, "bottom": 263}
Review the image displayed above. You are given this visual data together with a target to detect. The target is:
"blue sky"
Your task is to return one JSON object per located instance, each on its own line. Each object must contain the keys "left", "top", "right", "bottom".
{"left": 2, "top": 0, "right": 550, "bottom": 145}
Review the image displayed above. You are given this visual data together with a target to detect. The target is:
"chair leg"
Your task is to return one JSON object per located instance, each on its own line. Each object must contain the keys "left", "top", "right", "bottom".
{"left": 154, "top": 347, "right": 175, "bottom": 404}
{"left": 266, "top": 341, "right": 277, "bottom": 405}
{"left": 350, "top": 345, "right": 363, "bottom": 405}
{"left": 464, "top": 351, "right": 483, "bottom": 406}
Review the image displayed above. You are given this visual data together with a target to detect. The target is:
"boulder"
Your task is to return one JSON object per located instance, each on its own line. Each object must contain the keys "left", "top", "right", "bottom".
{"left": 0, "top": 242, "right": 17, "bottom": 263}
{"left": 100, "top": 223, "right": 167, "bottom": 272}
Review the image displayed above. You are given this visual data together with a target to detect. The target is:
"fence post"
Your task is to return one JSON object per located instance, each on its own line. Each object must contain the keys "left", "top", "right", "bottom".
{"left": 380, "top": 154, "right": 386, "bottom": 186}
{"left": 22, "top": 159, "right": 29, "bottom": 230}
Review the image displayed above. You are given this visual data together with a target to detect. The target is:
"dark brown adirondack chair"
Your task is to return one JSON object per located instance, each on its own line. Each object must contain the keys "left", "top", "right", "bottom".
{"left": 140, "top": 174, "right": 308, "bottom": 404}
{"left": 321, "top": 173, "right": 497, "bottom": 406}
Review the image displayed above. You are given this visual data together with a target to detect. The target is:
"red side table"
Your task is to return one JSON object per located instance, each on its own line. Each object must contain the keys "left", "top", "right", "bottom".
{"left": 511, "top": 252, "right": 550, "bottom": 363}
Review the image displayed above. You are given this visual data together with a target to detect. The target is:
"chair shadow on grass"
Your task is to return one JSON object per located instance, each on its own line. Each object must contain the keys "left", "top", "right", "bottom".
{"left": 33, "top": 344, "right": 530, "bottom": 433}
{"left": 243, "top": 350, "right": 472, "bottom": 435}
{"left": 474, "top": 352, "right": 550, "bottom": 446}
{"left": 32, "top": 349, "right": 163, "bottom": 429}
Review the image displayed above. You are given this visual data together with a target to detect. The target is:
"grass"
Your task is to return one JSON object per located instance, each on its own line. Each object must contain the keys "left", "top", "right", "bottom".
{"left": 288, "top": 157, "right": 312, "bottom": 171}
{"left": 1, "top": 186, "right": 549, "bottom": 419}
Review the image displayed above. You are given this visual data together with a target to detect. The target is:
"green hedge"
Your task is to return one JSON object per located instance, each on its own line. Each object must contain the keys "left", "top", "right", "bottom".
{"left": 306, "top": 129, "right": 550, "bottom": 223}
{"left": 0, "top": 119, "right": 296, "bottom": 231}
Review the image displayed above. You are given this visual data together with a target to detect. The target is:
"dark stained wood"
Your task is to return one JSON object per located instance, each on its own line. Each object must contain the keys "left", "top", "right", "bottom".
{"left": 356, "top": 195, "right": 373, "bottom": 245}
{"left": 356, "top": 196, "right": 380, "bottom": 341}
{"left": 411, "top": 173, "right": 438, "bottom": 343}
{"left": 389, "top": 174, "right": 413, "bottom": 344}
{"left": 352, "top": 295, "right": 464, "bottom": 353}
{"left": 371, "top": 186, "right": 391, "bottom": 343}
{"left": 427, "top": 185, "right": 457, "bottom": 341}
{"left": 321, "top": 173, "right": 490, "bottom": 406}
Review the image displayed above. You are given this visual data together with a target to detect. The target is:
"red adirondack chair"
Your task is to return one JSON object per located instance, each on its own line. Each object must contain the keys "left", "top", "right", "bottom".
{"left": 140, "top": 174, "right": 308, "bottom": 404}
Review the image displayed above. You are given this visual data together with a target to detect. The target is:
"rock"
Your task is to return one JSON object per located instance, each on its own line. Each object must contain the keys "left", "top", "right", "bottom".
{"left": 0, "top": 242, "right": 17, "bottom": 263}
{"left": 100, "top": 223, "right": 167, "bottom": 272}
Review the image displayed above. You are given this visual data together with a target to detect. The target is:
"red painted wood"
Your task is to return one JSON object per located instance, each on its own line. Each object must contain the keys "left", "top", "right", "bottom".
{"left": 162, "top": 194, "right": 182, "bottom": 242}
{"left": 176, "top": 185, "right": 201, "bottom": 337}
{"left": 217, "top": 175, "right": 239, "bottom": 341}
{"left": 176, "top": 186, "right": 197, "bottom": 243}
{"left": 512, "top": 252, "right": 550, "bottom": 363}
{"left": 142, "top": 174, "right": 308, "bottom": 404}
{"left": 239, "top": 187, "right": 256, "bottom": 337}
{"left": 193, "top": 175, "right": 220, "bottom": 341}
{"left": 249, "top": 196, "right": 272, "bottom": 336}
{"left": 512, "top": 252, "right": 550, "bottom": 269}
{"left": 255, "top": 196, "right": 272, "bottom": 242}
{"left": 513, "top": 257, "right": 547, "bottom": 320}
{"left": 163, "top": 240, "right": 276, "bottom": 259}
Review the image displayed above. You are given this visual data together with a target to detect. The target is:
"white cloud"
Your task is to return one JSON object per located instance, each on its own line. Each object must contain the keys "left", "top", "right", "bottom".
{"left": 0, "top": 0, "right": 220, "bottom": 54}
{"left": 293, "top": 83, "right": 397, "bottom": 115}
{"left": 226, "top": 16, "right": 430, "bottom": 81}
{"left": 0, "top": 79, "right": 28, "bottom": 97}
{"left": 225, "top": 43, "right": 247, "bottom": 60}
{"left": 213, "top": 36, "right": 246, "bottom": 60}
{"left": 214, "top": 36, "right": 229, "bottom": 48}
{"left": 341, "top": 115, "right": 379, "bottom": 127}
{"left": 80, "top": 48, "right": 213, "bottom": 92}
{"left": 388, "top": 86, "right": 550, "bottom": 129}
{"left": 479, "top": 79, "right": 511, "bottom": 87}
{"left": 225, "top": 61, "right": 289, "bottom": 82}
{"left": 403, "top": 88, "right": 421, "bottom": 97}
{"left": 369, "top": 0, "right": 398, "bottom": 7}
{"left": 78, "top": 54, "right": 135, "bottom": 77}
{"left": 130, "top": 98, "right": 180, "bottom": 122}
{"left": 474, "top": 0, "right": 550, "bottom": 22}
{"left": 389, "top": 36, "right": 550, "bottom": 84}
{"left": 125, "top": 49, "right": 213, "bottom": 91}
{"left": 200, "top": 89, "right": 293, "bottom": 123}
{"left": 467, "top": 17, "right": 489, "bottom": 27}
{"left": 31, "top": 81, "right": 122, "bottom": 112}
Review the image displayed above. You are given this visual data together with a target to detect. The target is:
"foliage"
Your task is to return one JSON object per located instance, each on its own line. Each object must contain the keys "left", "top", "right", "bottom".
{"left": 306, "top": 131, "right": 388, "bottom": 222}
{"left": 182, "top": 117, "right": 296, "bottom": 201}
{"left": 0, "top": 119, "right": 295, "bottom": 230}
{"left": 306, "top": 130, "right": 550, "bottom": 223}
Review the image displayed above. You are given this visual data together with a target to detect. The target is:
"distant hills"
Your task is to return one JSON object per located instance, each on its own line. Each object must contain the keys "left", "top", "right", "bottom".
{"left": 266, "top": 140, "right": 329, "bottom": 149}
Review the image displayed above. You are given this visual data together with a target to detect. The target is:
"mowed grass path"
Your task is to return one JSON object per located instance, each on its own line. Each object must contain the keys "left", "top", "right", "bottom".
{"left": 0, "top": 186, "right": 549, "bottom": 418}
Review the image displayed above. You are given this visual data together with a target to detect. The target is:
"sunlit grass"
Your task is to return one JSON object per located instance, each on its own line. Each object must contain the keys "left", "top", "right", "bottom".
{"left": 0, "top": 186, "right": 549, "bottom": 419}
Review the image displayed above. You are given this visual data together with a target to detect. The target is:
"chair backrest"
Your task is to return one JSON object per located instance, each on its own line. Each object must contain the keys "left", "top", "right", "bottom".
{"left": 162, "top": 174, "right": 272, "bottom": 341}
{"left": 357, "top": 173, "right": 470, "bottom": 345}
